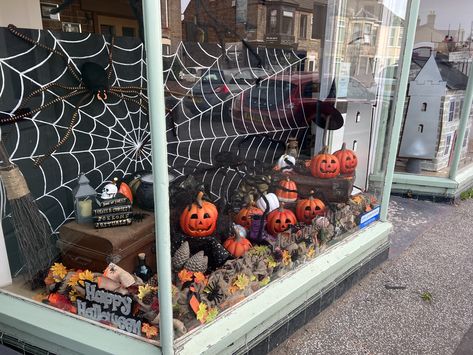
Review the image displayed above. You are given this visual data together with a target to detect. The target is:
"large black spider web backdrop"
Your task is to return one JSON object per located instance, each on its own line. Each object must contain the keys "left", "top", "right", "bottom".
{"left": 0, "top": 27, "right": 149, "bottom": 273}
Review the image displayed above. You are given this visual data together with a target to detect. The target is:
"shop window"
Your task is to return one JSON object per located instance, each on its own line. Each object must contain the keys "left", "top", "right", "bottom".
{"left": 444, "top": 134, "right": 453, "bottom": 155}
{"left": 299, "top": 14, "right": 308, "bottom": 39}
{"left": 449, "top": 99, "right": 455, "bottom": 121}
{"left": 282, "top": 10, "right": 294, "bottom": 35}
{"left": 268, "top": 9, "right": 278, "bottom": 34}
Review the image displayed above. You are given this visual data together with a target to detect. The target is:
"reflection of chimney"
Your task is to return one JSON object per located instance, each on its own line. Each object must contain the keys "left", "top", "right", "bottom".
{"left": 417, "top": 17, "right": 421, "bottom": 26}
{"left": 427, "top": 11, "right": 436, "bottom": 27}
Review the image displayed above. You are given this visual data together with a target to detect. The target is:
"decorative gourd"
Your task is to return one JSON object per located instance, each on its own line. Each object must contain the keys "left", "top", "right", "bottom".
{"left": 334, "top": 143, "right": 358, "bottom": 174}
{"left": 234, "top": 198, "right": 263, "bottom": 230}
{"left": 276, "top": 177, "right": 298, "bottom": 203}
{"left": 118, "top": 182, "right": 133, "bottom": 203}
{"left": 266, "top": 204, "right": 297, "bottom": 236}
{"left": 310, "top": 146, "right": 340, "bottom": 179}
{"left": 180, "top": 191, "right": 218, "bottom": 237}
{"left": 275, "top": 154, "right": 296, "bottom": 173}
{"left": 223, "top": 224, "right": 252, "bottom": 258}
{"left": 256, "top": 193, "right": 279, "bottom": 213}
{"left": 296, "top": 192, "right": 325, "bottom": 224}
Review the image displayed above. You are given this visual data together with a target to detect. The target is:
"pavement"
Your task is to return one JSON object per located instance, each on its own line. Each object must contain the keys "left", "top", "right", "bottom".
{"left": 271, "top": 196, "right": 473, "bottom": 355}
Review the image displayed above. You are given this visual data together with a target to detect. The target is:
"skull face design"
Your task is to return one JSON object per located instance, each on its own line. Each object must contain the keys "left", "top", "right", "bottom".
{"left": 101, "top": 183, "right": 118, "bottom": 199}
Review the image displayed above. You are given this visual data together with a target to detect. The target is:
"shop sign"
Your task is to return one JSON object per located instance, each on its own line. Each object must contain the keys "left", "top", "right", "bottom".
{"left": 359, "top": 205, "right": 380, "bottom": 229}
{"left": 77, "top": 281, "right": 141, "bottom": 336}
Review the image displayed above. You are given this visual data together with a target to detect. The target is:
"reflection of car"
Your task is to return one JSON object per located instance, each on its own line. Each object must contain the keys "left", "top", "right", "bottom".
{"left": 179, "top": 66, "right": 207, "bottom": 83}
{"left": 231, "top": 72, "right": 375, "bottom": 131}
{"left": 183, "top": 68, "right": 270, "bottom": 118}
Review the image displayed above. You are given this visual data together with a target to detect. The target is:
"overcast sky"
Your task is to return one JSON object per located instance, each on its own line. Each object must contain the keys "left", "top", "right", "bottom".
{"left": 418, "top": 0, "right": 473, "bottom": 31}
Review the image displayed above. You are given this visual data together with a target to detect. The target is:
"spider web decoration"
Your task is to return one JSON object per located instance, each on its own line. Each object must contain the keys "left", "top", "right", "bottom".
{"left": 162, "top": 42, "right": 311, "bottom": 202}
{"left": 0, "top": 27, "right": 149, "bottom": 273}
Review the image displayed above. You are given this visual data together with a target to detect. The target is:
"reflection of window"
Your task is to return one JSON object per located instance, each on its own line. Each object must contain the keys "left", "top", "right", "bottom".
{"left": 388, "top": 27, "right": 396, "bottom": 46}
{"left": 444, "top": 134, "right": 453, "bottom": 155}
{"left": 337, "top": 19, "right": 345, "bottom": 43}
{"left": 123, "top": 27, "right": 135, "bottom": 37}
{"left": 308, "top": 60, "right": 314, "bottom": 72}
{"left": 299, "top": 15, "right": 307, "bottom": 39}
{"left": 397, "top": 28, "right": 404, "bottom": 47}
{"left": 421, "top": 102, "right": 427, "bottom": 111}
{"left": 363, "top": 23, "right": 372, "bottom": 44}
{"left": 463, "top": 129, "right": 469, "bottom": 148}
{"left": 302, "top": 82, "right": 320, "bottom": 98}
{"left": 282, "top": 10, "right": 294, "bottom": 35}
{"left": 161, "top": 0, "right": 169, "bottom": 28}
{"left": 162, "top": 44, "right": 170, "bottom": 55}
{"left": 269, "top": 9, "right": 278, "bottom": 33}
{"left": 449, "top": 99, "right": 455, "bottom": 121}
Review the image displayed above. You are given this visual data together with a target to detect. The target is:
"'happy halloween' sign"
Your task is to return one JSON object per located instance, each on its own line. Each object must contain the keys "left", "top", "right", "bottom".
{"left": 77, "top": 281, "right": 141, "bottom": 336}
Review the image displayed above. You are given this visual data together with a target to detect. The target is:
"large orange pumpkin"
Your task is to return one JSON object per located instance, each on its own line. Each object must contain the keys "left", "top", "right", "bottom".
{"left": 276, "top": 177, "right": 298, "bottom": 203}
{"left": 310, "top": 146, "right": 340, "bottom": 179}
{"left": 334, "top": 143, "right": 358, "bottom": 175}
{"left": 266, "top": 205, "right": 297, "bottom": 236}
{"left": 180, "top": 191, "right": 218, "bottom": 237}
{"left": 223, "top": 224, "right": 252, "bottom": 258}
{"left": 234, "top": 201, "right": 263, "bottom": 230}
{"left": 296, "top": 193, "right": 325, "bottom": 224}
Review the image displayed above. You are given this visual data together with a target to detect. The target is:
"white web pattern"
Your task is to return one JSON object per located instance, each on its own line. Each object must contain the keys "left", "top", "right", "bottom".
{"left": 0, "top": 28, "right": 150, "bottom": 235}
{"left": 163, "top": 42, "right": 312, "bottom": 201}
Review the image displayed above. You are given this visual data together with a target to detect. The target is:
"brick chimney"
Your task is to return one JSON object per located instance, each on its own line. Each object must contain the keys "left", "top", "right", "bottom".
{"left": 427, "top": 11, "right": 436, "bottom": 27}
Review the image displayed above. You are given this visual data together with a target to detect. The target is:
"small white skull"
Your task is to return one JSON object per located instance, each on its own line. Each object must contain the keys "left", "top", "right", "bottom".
{"left": 101, "top": 183, "right": 118, "bottom": 199}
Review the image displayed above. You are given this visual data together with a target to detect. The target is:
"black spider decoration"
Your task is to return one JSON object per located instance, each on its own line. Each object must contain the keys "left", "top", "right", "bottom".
{"left": 0, "top": 24, "right": 148, "bottom": 167}
{"left": 204, "top": 280, "right": 223, "bottom": 303}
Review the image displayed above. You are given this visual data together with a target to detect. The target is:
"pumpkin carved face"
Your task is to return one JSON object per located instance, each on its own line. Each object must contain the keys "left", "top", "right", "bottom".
{"left": 180, "top": 192, "right": 218, "bottom": 237}
{"left": 296, "top": 195, "right": 325, "bottom": 224}
{"left": 276, "top": 178, "right": 298, "bottom": 203}
{"left": 234, "top": 204, "right": 263, "bottom": 230}
{"left": 266, "top": 206, "right": 297, "bottom": 236}
{"left": 310, "top": 147, "right": 340, "bottom": 179}
{"left": 334, "top": 143, "right": 358, "bottom": 174}
{"left": 223, "top": 224, "right": 252, "bottom": 258}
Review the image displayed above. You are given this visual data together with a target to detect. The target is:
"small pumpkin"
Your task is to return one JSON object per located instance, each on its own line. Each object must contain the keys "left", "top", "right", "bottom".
{"left": 180, "top": 191, "right": 218, "bottom": 237}
{"left": 256, "top": 192, "right": 279, "bottom": 213}
{"left": 310, "top": 146, "right": 340, "bottom": 179}
{"left": 234, "top": 198, "right": 263, "bottom": 230}
{"left": 223, "top": 223, "right": 252, "bottom": 258}
{"left": 276, "top": 177, "right": 298, "bottom": 203}
{"left": 334, "top": 143, "right": 358, "bottom": 175}
{"left": 296, "top": 192, "right": 325, "bottom": 224}
{"left": 118, "top": 182, "right": 133, "bottom": 203}
{"left": 266, "top": 204, "right": 297, "bottom": 236}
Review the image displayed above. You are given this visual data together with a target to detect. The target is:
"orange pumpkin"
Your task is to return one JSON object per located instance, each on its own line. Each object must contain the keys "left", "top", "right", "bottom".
{"left": 118, "top": 182, "right": 133, "bottom": 203}
{"left": 276, "top": 177, "right": 298, "bottom": 203}
{"left": 266, "top": 205, "right": 297, "bottom": 236}
{"left": 223, "top": 224, "right": 252, "bottom": 257}
{"left": 180, "top": 191, "right": 218, "bottom": 237}
{"left": 234, "top": 201, "right": 263, "bottom": 230}
{"left": 296, "top": 193, "right": 325, "bottom": 224}
{"left": 310, "top": 146, "right": 340, "bottom": 179}
{"left": 334, "top": 143, "right": 358, "bottom": 175}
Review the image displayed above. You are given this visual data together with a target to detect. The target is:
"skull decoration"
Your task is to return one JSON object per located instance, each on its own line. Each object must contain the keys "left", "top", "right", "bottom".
{"left": 101, "top": 181, "right": 118, "bottom": 199}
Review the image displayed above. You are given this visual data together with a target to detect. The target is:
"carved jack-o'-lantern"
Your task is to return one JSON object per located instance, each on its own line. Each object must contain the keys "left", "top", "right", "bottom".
{"left": 310, "top": 146, "right": 340, "bottom": 179}
{"left": 266, "top": 205, "right": 297, "bottom": 236}
{"left": 276, "top": 177, "right": 298, "bottom": 203}
{"left": 234, "top": 199, "right": 263, "bottom": 230}
{"left": 334, "top": 143, "right": 358, "bottom": 175}
{"left": 296, "top": 193, "right": 325, "bottom": 224}
{"left": 180, "top": 191, "right": 218, "bottom": 237}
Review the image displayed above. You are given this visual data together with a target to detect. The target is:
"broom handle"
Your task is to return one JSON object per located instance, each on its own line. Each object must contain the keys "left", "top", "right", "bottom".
{"left": 0, "top": 140, "right": 11, "bottom": 167}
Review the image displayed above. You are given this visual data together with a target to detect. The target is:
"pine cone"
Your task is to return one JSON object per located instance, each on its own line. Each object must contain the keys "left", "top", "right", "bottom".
{"left": 142, "top": 292, "right": 154, "bottom": 306}
{"left": 184, "top": 251, "right": 208, "bottom": 273}
{"left": 172, "top": 241, "right": 190, "bottom": 270}
{"left": 148, "top": 274, "right": 158, "bottom": 287}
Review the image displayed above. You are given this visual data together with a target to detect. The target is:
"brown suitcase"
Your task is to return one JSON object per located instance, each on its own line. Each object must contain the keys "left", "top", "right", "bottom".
{"left": 57, "top": 211, "right": 156, "bottom": 274}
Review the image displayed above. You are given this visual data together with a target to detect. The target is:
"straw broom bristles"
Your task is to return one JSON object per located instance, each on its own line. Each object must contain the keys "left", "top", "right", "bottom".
{"left": 0, "top": 141, "right": 55, "bottom": 288}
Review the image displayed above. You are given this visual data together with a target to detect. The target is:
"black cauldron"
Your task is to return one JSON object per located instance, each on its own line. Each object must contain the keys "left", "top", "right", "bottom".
{"left": 135, "top": 174, "right": 154, "bottom": 211}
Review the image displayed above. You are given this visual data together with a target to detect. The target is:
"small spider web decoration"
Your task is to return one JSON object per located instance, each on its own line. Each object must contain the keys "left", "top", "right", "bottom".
{"left": 161, "top": 42, "right": 311, "bottom": 202}
{"left": 0, "top": 27, "right": 149, "bottom": 273}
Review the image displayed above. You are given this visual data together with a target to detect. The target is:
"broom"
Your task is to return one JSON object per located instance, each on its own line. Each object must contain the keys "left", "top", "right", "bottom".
{"left": 0, "top": 139, "right": 55, "bottom": 288}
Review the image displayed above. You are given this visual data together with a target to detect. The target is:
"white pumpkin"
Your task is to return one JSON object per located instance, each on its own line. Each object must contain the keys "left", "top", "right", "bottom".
{"left": 256, "top": 193, "right": 280, "bottom": 213}
{"left": 277, "top": 154, "right": 296, "bottom": 172}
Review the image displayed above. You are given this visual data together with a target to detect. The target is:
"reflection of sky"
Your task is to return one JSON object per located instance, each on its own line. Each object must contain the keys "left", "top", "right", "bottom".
{"left": 418, "top": 0, "right": 473, "bottom": 30}
{"left": 382, "top": 0, "right": 408, "bottom": 20}
{"left": 181, "top": 0, "right": 190, "bottom": 13}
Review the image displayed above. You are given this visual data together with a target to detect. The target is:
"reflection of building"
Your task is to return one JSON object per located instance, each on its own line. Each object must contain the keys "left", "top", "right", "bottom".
{"left": 40, "top": 0, "right": 182, "bottom": 51}
{"left": 415, "top": 11, "right": 465, "bottom": 44}
{"left": 398, "top": 53, "right": 471, "bottom": 172}
{"left": 181, "top": 0, "right": 324, "bottom": 71}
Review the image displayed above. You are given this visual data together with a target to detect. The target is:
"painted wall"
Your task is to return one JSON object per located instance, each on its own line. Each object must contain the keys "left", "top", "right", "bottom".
{"left": 0, "top": 0, "right": 42, "bottom": 29}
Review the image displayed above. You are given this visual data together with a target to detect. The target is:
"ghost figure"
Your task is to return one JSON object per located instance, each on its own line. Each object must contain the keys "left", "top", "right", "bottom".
{"left": 101, "top": 183, "right": 118, "bottom": 200}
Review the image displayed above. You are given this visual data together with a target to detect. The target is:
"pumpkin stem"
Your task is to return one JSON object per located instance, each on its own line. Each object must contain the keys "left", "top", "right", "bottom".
{"left": 196, "top": 191, "right": 204, "bottom": 208}
{"left": 319, "top": 146, "right": 330, "bottom": 154}
{"left": 341, "top": 142, "right": 347, "bottom": 150}
{"left": 248, "top": 194, "right": 255, "bottom": 207}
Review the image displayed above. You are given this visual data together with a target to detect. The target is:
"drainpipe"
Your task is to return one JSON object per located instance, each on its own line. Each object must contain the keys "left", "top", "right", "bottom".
{"left": 142, "top": 1, "right": 174, "bottom": 354}
{"left": 449, "top": 72, "right": 473, "bottom": 180}
{"left": 380, "top": 0, "right": 420, "bottom": 221}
